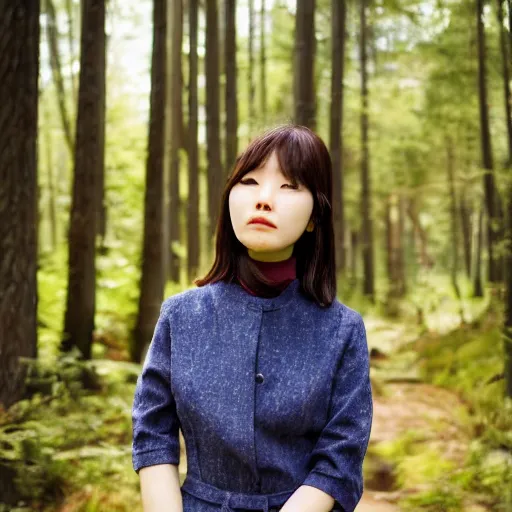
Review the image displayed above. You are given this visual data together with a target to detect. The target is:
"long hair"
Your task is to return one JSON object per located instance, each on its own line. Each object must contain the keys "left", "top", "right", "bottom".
{"left": 195, "top": 124, "right": 336, "bottom": 308}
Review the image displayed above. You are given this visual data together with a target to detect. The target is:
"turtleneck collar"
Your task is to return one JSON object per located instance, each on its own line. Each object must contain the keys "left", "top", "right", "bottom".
{"left": 239, "top": 254, "right": 297, "bottom": 297}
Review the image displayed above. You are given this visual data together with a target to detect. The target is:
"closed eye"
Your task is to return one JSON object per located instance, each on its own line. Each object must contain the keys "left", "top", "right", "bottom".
{"left": 240, "top": 178, "right": 299, "bottom": 189}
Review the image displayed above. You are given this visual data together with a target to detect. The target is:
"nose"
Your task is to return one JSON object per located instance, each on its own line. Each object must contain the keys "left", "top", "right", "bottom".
{"left": 255, "top": 182, "right": 274, "bottom": 211}
{"left": 256, "top": 201, "right": 271, "bottom": 211}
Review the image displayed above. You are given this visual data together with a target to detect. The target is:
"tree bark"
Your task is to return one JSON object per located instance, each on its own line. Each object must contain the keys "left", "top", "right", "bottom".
{"left": 459, "top": 184, "right": 473, "bottom": 279}
{"left": 168, "top": 0, "right": 183, "bottom": 283}
{"left": 225, "top": 0, "right": 238, "bottom": 174}
{"left": 496, "top": 0, "right": 512, "bottom": 166}
{"left": 294, "top": 0, "right": 316, "bottom": 129}
{"left": 477, "top": 0, "right": 504, "bottom": 283}
{"left": 473, "top": 203, "right": 484, "bottom": 297}
{"left": 504, "top": 181, "right": 512, "bottom": 397}
{"left": 188, "top": 0, "right": 200, "bottom": 282}
{"left": 350, "top": 230, "right": 358, "bottom": 285}
{"left": 385, "top": 193, "right": 406, "bottom": 302}
{"left": 0, "top": 0, "right": 40, "bottom": 409}
{"left": 133, "top": 0, "right": 167, "bottom": 363}
{"left": 97, "top": 10, "right": 107, "bottom": 245}
{"left": 360, "top": 0, "right": 375, "bottom": 301}
{"left": 507, "top": 0, "right": 512, "bottom": 64}
{"left": 330, "top": 0, "right": 347, "bottom": 275}
{"left": 205, "top": 0, "right": 223, "bottom": 243}
{"left": 446, "top": 136, "right": 465, "bottom": 324}
{"left": 61, "top": 0, "right": 105, "bottom": 360}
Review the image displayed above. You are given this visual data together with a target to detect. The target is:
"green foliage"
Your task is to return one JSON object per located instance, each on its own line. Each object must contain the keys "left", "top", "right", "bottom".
{"left": 0, "top": 353, "right": 142, "bottom": 510}
{"left": 399, "top": 314, "right": 512, "bottom": 509}
{"left": 400, "top": 487, "right": 462, "bottom": 511}
{"left": 371, "top": 429, "right": 458, "bottom": 489}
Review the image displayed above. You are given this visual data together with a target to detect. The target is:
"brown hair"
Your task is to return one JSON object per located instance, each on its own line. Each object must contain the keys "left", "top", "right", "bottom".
{"left": 195, "top": 124, "right": 336, "bottom": 307}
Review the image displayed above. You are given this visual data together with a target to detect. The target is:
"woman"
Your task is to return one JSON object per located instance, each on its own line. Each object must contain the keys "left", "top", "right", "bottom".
{"left": 132, "top": 125, "right": 373, "bottom": 512}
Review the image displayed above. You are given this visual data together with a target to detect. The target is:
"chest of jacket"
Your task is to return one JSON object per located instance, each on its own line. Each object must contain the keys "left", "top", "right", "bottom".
{"left": 168, "top": 283, "right": 346, "bottom": 453}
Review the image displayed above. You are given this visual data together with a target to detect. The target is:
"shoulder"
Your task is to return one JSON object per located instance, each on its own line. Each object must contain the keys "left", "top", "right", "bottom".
{"left": 329, "top": 298, "right": 365, "bottom": 337}
{"left": 161, "top": 283, "right": 216, "bottom": 321}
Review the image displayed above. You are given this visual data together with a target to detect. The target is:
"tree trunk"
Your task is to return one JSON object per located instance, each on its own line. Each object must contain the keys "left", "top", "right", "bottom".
{"left": 0, "top": 0, "right": 40, "bottom": 410}
{"left": 168, "top": 0, "right": 183, "bottom": 283}
{"left": 459, "top": 190, "right": 473, "bottom": 279}
{"left": 350, "top": 230, "right": 358, "bottom": 285}
{"left": 385, "top": 193, "right": 406, "bottom": 304}
{"left": 504, "top": 181, "right": 512, "bottom": 397}
{"left": 398, "top": 193, "right": 407, "bottom": 295}
{"left": 45, "top": 0, "right": 74, "bottom": 156}
{"left": 407, "top": 198, "right": 434, "bottom": 269}
{"left": 133, "top": 0, "right": 167, "bottom": 363}
{"left": 473, "top": 203, "right": 484, "bottom": 297}
{"left": 294, "top": 0, "right": 316, "bottom": 129}
{"left": 259, "top": 0, "right": 267, "bottom": 124}
{"left": 360, "top": 0, "right": 374, "bottom": 301}
{"left": 61, "top": 0, "right": 105, "bottom": 360}
{"left": 330, "top": 0, "right": 347, "bottom": 275}
{"left": 225, "top": 0, "right": 238, "bottom": 174}
{"left": 97, "top": 15, "right": 107, "bottom": 246}
{"left": 507, "top": 0, "right": 512, "bottom": 70}
{"left": 477, "top": 0, "right": 504, "bottom": 283}
{"left": 496, "top": 0, "right": 512, "bottom": 166}
{"left": 446, "top": 136, "right": 465, "bottom": 324}
{"left": 188, "top": 0, "right": 200, "bottom": 283}
{"left": 248, "top": 0, "right": 255, "bottom": 134}
{"left": 205, "top": 0, "right": 223, "bottom": 244}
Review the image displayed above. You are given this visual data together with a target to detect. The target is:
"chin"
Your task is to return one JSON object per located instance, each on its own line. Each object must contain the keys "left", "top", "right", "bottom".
{"left": 245, "top": 243, "right": 279, "bottom": 252}
{"left": 239, "top": 238, "right": 279, "bottom": 253}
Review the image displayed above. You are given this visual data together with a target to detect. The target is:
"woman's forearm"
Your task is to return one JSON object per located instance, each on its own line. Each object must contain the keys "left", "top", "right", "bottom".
{"left": 139, "top": 464, "right": 183, "bottom": 512}
{"left": 280, "top": 485, "right": 335, "bottom": 512}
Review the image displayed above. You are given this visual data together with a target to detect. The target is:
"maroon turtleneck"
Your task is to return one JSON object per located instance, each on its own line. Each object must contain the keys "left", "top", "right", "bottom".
{"left": 239, "top": 254, "right": 297, "bottom": 297}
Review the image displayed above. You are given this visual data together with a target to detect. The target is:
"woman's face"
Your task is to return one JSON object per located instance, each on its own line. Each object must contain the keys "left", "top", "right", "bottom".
{"left": 229, "top": 151, "right": 314, "bottom": 258}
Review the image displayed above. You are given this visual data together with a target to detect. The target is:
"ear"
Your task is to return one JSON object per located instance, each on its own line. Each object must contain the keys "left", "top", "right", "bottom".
{"left": 306, "top": 219, "right": 314, "bottom": 232}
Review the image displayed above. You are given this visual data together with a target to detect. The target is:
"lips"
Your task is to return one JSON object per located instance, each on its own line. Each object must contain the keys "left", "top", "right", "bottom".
{"left": 248, "top": 216, "right": 277, "bottom": 228}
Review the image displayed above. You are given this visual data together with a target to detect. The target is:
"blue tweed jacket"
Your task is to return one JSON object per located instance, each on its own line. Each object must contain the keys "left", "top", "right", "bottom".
{"left": 132, "top": 278, "right": 373, "bottom": 512}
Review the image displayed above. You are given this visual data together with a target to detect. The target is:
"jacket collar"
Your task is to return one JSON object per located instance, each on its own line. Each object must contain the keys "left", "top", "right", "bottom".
{"left": 212, "top": 278, "right": 302, "bottom": 312}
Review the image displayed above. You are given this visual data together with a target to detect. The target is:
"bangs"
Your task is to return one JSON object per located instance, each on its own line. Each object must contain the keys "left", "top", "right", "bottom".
{"left": 274, "top": 129, "right": 319, "bottom": 187}
{"left": 230, "top": 125, "right": 322, "bottom": 188}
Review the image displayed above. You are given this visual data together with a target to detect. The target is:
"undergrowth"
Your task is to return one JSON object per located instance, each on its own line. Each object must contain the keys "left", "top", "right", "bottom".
{"left": 392, "top": 309, "right": 512, "bottom": 511}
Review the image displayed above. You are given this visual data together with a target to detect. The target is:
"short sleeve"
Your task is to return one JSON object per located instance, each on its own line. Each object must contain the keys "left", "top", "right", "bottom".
{"left": 131, "top": 298, "right": 181, "bottom": 473}
{"left": 302, "top": 314, "right": 373, "bottom": 512}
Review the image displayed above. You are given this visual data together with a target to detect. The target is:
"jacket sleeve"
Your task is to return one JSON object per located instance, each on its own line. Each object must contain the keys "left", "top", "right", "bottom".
{"left": 302, "top": 314, "right": 373, "bottom": 512}
{"left": 131, "top": 298, "right": 181, "bottom": 473}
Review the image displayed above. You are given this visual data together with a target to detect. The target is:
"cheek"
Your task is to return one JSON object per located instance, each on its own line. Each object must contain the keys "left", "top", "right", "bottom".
{"left": 229, "top": 189, "right": 245, "bottom": 227}
{"left": 280, "top": 194, "right": 314, "bottom": 226}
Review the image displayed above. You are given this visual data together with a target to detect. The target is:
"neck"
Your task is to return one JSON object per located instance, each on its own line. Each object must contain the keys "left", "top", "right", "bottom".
{"left": 247, "top": 245, "right": 294, "bottom": 262}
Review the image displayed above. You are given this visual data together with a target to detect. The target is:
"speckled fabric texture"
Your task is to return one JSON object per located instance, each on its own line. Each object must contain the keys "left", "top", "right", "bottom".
{"left": 132, "top": 278, "right": 373, "bottom": 512}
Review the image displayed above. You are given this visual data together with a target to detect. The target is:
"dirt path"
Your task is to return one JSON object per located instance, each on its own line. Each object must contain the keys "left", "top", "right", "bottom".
{"left": 355, "top": 380, "right": 471, "bottom": 511}
{"left": 354, "top": 319, "right": 474, "bottom": 511}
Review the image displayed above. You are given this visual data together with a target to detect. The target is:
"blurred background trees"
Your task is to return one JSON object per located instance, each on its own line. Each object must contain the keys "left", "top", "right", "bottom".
{"left": 1, "top": 0, "right": 512, "bottom": 508}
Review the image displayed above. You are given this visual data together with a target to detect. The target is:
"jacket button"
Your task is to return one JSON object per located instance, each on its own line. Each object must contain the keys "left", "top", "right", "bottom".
{"left": 255, "top": 373, "right": 264, "bottom": 384}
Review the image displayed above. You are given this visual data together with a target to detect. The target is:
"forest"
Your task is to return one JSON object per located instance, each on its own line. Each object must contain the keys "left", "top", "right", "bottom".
{"left": 0, "top": 0, "right": 512, "bottom": 510}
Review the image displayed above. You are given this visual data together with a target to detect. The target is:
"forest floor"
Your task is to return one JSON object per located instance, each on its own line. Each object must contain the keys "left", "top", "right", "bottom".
{"left": 352, "top": 311, "right": 504, "bottom": 512}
